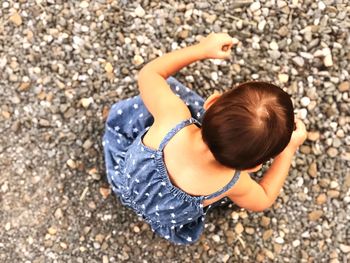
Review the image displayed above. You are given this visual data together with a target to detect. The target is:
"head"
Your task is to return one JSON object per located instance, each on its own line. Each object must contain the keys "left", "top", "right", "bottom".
{"left": 201, "top": 81, "right": 294, "bottom": 171}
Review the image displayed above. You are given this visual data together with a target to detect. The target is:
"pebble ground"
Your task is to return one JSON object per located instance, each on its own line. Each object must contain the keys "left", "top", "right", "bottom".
{"left": 0, "top": 0, "right": 350, "bottom": 262}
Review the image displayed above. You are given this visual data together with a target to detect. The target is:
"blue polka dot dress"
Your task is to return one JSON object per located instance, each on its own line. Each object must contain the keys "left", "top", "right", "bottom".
{"left": 103, "top": 77, "right": 240, "bottom": 245}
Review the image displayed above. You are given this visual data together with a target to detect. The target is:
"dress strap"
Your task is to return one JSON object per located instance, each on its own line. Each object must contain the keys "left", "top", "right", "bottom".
{"left": 158, "top": 117, "right": 201, "bottom": 152}
{"left": 203, "top": 170, "right": 241, "bottom": 200}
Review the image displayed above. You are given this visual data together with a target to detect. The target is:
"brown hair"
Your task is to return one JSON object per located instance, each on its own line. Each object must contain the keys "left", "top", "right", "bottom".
{"left": 201, "top": 81, "right": 294, "bottom": 170}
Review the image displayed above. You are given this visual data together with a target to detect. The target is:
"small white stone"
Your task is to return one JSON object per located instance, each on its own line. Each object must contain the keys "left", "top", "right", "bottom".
{"left": 278, "top": 73, "right": 289, "bottom": 83}
{"left": 135, "top": 5, "right": 146, "bottom": 17}
{"left": 79, "top": 1, "right": 89, "bottom": 8}
{"left": 5, "top": 222, "right": 11, "bottom": 231}
{"left": 211, "top": 72, "right": 218, "bottom": 81}
{"left": 73, "top": 36, "right": 84, "bottom": 46}
{"left": 2, "top": 2, "right": 10, "bottom": 8}
{"left": 299, "top": 52, "right": 313, "bottom": 60}
{"left": 277, "top": 0, "right": 287, "bottom": 8}
{"left": 258, "top": 20, "right": 266, "bottom": 31}
{"left": 132, "top": 55, "right": 144, "bottom": 66}
{"left": 81, "top": 25, "right": 89, "bottom": 32}
{"left": 322, "top": 47, "right": 331, "bottom": 56}
{"left": 324, "top": 54, "right": 333, "bottom": 67}
{"left": 269, "top": 41, "right": 279, "bottom": 50}
{"left": 80, "top": 97, "right": 94, "bottom": 108}
{"left": 330, "top": 181, "right": 339, "bottom": 189}
{"left": 339, "top": 244, "right": 350, "bottom": 253}
{"left": 275, "top": 237, "right": 284, "bottom": 244}
{"left": 300, "top": 97, "right": 311, "bottom": 107}
{"left": 293, "top": 240, "right": 300, "bottom": 247}
{"left": 298, "top": 108, "right": 308, "bottom": 119}
{"left": 212, "top": 235, "right": 220, "bottom": 243}
{"left": 296, "top": 177, "right": 304, "bottom": 187}
{"left": 318, "top": 1, "right": 326, "bottom": 10}
{"left": 301, "top": 231, "right": 310, "bottom": 238}
{"left": 250, "top": 2, "right": 261, "bottom": 12}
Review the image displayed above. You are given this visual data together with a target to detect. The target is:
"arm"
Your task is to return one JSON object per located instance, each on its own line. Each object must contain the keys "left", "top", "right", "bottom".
{"left": 137, "top": 33, "right": 234, "bottom": 123}
{"left": 228, "top": 119, "right": 307, "bottom": 211}
{"left": 227, "top": 148, "right": 294, "bottom": 212}
{"left": 139, "top": 44, "right": 205, "bottom": 80}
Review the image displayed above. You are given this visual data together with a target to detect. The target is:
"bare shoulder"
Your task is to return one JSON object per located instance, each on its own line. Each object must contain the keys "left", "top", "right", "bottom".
{"left": 225, "top": 171, "right": 255, "bottom": 197}
{"left": 143, "top": 111, "right": 192, "bottom": 150}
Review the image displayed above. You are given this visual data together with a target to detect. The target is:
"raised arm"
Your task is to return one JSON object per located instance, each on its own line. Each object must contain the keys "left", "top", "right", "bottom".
{"left": 228, "top": 119, "right": 307, "bottom": 211}
{"left": 139, "top": 33, "right": 234, "bottom": 77}
{"left": 137, "top": 33, "right": 234, "bottom": 123}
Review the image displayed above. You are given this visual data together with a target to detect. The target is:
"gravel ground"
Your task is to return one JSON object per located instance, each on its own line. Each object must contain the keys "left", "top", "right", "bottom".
{"left": 1, "top": 0, "right": 350, "bottom": 262}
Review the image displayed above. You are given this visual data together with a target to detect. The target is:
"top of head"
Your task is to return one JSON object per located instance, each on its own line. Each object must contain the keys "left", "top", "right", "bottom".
{"left": 201, "top": 81, "right": 295, "bottom": 170}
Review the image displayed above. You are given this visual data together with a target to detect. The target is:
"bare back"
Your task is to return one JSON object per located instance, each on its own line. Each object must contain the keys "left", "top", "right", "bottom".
{"left": 142, "top": 120, "right": 237, "bottom": 207}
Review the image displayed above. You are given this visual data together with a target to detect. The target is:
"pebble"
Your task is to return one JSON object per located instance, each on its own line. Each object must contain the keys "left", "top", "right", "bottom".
{"left": 250, "top": 2, "right": 261, "bottom": 12}
{"left": 329, "top": 181, "right": 339, "bottom": 189}
{"left": 211, "top": 72, "right": 218, "bottom": 81}
{"left": 263, "top": 229, "right": 273, "bottom": 240}
{"left": 316, "top": 193, "right": 327, "bottom": 205}
{"left": 307, "top": 131, "right": 320, "bottom": 141}
{"left": 9, "top": 11, "right": 22, "bottom": 26}
{"left": 327, "top": 190, "right": 340, "bottom": 198}
{"left": 258, "top": 20, "right": 266, "bottom": 32}
{"left": 292, "top": 240, "right": 300, "bottom": 247}
{"left": 133, "top": 226, "right": 140, "bottom": 233}
{"left": 292, "top": 56, "right": 305, "bottom": 67}
{"left": 338, "top": 81, "right": 349, "bottom": 92}
{"left": 88, "top": 167, "right": 100, "bottom": 180}
{"left": 235, "top": 222, "right": 244, "bottom": 234}
{"left": 222, "top": 254, "right": 230, "bottom": 262}
{"left": 275, "top": 237, "right": 284, "bottom": 244}
{"left": 212, "top": 234, "right": 220, "bottom": 243}
{"left": 264, "top": 249, "right": 274, "bottom": 260}
{"left": 327, "top": 147, "right": 338, "bottom": 158}
{"left": 269, "top": 41, "right": 279, "bottom": 50}
{"left": 245, "top": 227, "right": 255, "bottom": 235}
{"left": 339, "top": 244, "right": 350, "bottom": 254}
{"left": 104, "top": 63, "right": 113, "bottom": 73}
{"left": 60, "top": 242, "right": 68, "bottom": 249}
{"left": 132, "top": 55, "right": 144, "bottom": 66}
{"left": 80, "top": 97, "right": 94, "bottom": 108}
{"left": 79, "top": 1, "right": 89, "bottom": 8}
{"left": 66, "top": 159, "right": 77, "bottom": 169}
{"left": 307, "top": 162, "right": 317, "bottom": 178}
{"left": 99, "top": 187, "right": 111, "bottom": 199}
{"left": 48, "top": 226, "right": 57, "bottom": 235}
{"left": 54, "top": 208, "right": 63, "bottom": 219}
{"left": 308, "top": 210, "right": 323, "bottom": 221}
{"left": 278, "top": 73, "right": 289, "bottom": 83}
{"left": 300, "top": 97, "right": 310, "bottom": 107}
{"left": 5, "top": 222, "right": 11, "bottom": 231}
{"left": 324, "top": 54, "right": 333, "bottom": 67}
{"left": 297, "top": 108, "right": 308, "bottom": 120}
{"left": 135, "top": 5, "right": 146, "bottom": 17}
{"left": 318, "top": 1, "right": 326, "bottom": 10}
{"left": 278, "top": 26, "right": 289, "bottom": 37}
{"left": 260, "top": 216, "right": 271, "bottom": 227}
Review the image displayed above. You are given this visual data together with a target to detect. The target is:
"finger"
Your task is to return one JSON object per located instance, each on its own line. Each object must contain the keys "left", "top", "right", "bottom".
{"left": 215, "top": 33, "right": 234, "bottom": 45}
{"left": 295, "top": 119, "right": 306, "bottom": 130}
{"left": 218, "top": 51, "right": 231, "bottom": 59}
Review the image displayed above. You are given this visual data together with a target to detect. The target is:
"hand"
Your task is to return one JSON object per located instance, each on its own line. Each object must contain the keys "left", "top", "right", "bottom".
{"left": 197, "top": 33, "right": 235, "bottom": 59}
{"left": 286, "top": 119, "right": 307, "bottom": 153}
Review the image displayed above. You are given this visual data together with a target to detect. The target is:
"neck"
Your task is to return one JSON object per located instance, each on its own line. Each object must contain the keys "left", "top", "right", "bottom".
{"left": 192, "top": 129, "right": 225, "bottom": 169}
